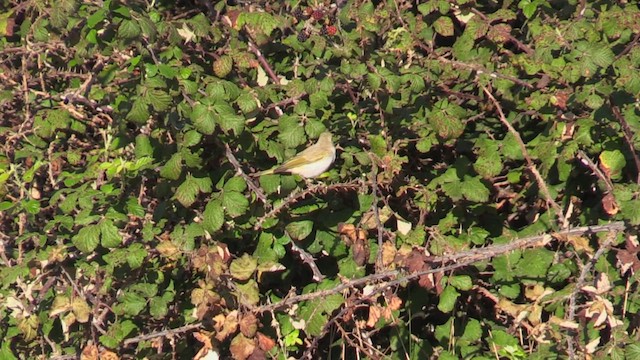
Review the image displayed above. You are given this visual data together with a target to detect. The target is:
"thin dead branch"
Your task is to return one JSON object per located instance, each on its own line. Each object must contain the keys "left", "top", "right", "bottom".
{"left": 224, "top": 143, "right": 270, "bottom": 208}
{"left": 481, "top": 85, "right": 568, "bottom": 229}
{"left": 253, "top": 222, "right": 624, "bottom": 313}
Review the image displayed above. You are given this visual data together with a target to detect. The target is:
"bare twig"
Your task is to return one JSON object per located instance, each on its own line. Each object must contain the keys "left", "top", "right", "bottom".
{"left": 224, "top": 143, "right": 270, "bottom": 208}
{"left": 122, "top": 323, "right": 202, "bottom": 346}
{"left": 576, "top": 150, "right": 614, "bottom": 193}
{"left": 610, "top": 102, "right": 640, "bottom": 184}
{"left": 253, "top": 222, "right": 624, "bottom": 313}
{"left": 481, "top": 85, "right": 568, "bottom": 229}
{"left": 289, "top": 240, "right": 325, "bottom": 281}
{"left": 615, "top": 31, "right": 640, "bottom": 61}
{"left": 247, "top": 41, "right": 281, "bottom": 85}
{"left": 566, "top": 231, "right": 618, "bottom": 359}
{"left": 438, "top": 56, "right": 535, "bottom": 89}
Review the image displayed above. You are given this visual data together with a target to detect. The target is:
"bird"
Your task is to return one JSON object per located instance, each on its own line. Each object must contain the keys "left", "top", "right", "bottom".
{"left": 255, "top": 131, "right": 336, "bottom": 178}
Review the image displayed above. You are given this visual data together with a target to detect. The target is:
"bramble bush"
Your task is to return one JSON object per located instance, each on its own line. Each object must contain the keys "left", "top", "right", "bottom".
{"left": 1, "top": 0, "right": 640, "bottom": 359}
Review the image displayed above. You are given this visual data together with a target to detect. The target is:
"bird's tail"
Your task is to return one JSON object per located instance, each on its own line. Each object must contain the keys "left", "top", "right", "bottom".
{"left": 250, "top": 168, "right": 275, "bottom": 177}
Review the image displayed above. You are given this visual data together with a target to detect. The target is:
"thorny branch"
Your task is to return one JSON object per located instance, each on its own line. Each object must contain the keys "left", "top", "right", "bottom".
{"left": 481, "top": 85, "right": 569, "bottom": 229}
{"left": 104, "top": 222, "right": 623, "bottom": 353}
{"left": 224, "top": 143, "right": 270, "bottom": 208}
{"left": 252, "top": 222, "right": 624, "bottom": 313}
{"left": 610, "top": 101, "right": 640, "bottom": 184}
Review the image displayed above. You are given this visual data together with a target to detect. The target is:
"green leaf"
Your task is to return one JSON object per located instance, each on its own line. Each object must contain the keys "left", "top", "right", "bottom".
{"left": 214, "top": 103, "right": 245, "bottom": 134}
{"left": 160, "top": 153, "right": 183, "bottom": 180}
{"left": 235, "top": 279, "right": 260, "bottom": 306}
{"left": 514, "top": 249, "right": 554, "bottom": 279}
{"left": 461, "top": 177, "right": 490, "bottom": 202}
{"left": 599, "top": 150, "right": 626, "bottom": 180}
{"left": 460, "top": 318, "right": 482, "bottom": 341}
{"left": 175, "top": 175, "right": 200, "bottom": 207}
{"left": 0, "top": 342, "right": 17, "bottom": 360}
{"left": 237, "top": 91, "right": 258, "bottom": 114}
{"left": 119, "top": 19, "right": 141, "bottom": 39}
{"left": 224, "top": 177, "right": 247, "bottom": 192}
{"left": 99, "top": 320, "right": 137, "bottom": 348}
{"left": 135, "top": 134, "right": 154, "bottom": 158}
{"left": 203, "top": 199, "right": 224, "bottom": 233}
{"left": 126, "top": 244, "right": 148, "bottom": 269}
{"left": 369, "top": 134, "right": 387, "bottom": 157}
{"left": 119, "top": 292, "right": 147, "bottom": 316}
{"left": 230, "top": 253, "right": 258, "bottom": 280}
{"left": 620, "top": 199, "right": 640, "bottom": 225}
{"left": 72, "top": 224, "right": 101, "bottom": 253}
{"left": 100, "top": 219, "right": 121, "bottom": 248}
{"left": 626, "top": 344, "right": 640, "bottom": 360}
{"left": 258, "top": 174, "right": 280, "bottom": 195}
{"left": 149, "top": 297, "right": 169, "bottom": 319}
{"left": 278, "top": 117, "right": 306, "bottom": 149}
{"left": 191, "top": 103, "right": 216, "bottom": 135}
{"left": 589, "top": 44, "right": 615, "bottom": 68}
{"left": 285, "top": 220, "right": 314, "bottom": 241}
{"left": 309, "top": 91, "right": 329, "bottom": 109}
{"left": 450, "top": 275, "right": 473, "bottom": 291}
{"left": 438, "top": 285, "right": 459, "bottom": 313}
{"left": 222, "top": 191, "right": 249, "bottom": 217}
{"left": 433, "top": 16, "right": 454, "bottom": 36}
{"left": 126, "top": 98, "right": 149, "bottom": 124}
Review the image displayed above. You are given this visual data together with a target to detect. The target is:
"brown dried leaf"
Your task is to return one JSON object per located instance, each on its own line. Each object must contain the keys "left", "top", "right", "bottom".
{"left": 239, "top": 312, "right": 258, "bottom": 338}
{"left": 99, "top": 349, "right": 119, "bottom": 360}
{"left": 404, "top": 250, "right": 427, "bottom": 273}
{"left": 353, "top": 238, "right": 369, "bottom": 266}
{"left": 256, "top": 332, "right": 276, "bottom": 352}
{"left": 418, "top": 273, "right": 435, "bottom": 290}
{"left": 366, "top": 305, "right": 382, "bottom": 328}
{"left": 230, "top": 333, "right": 256, "bottom": 360}
{"left": 616, "top": 236, "right": 640, "bottom": 275}
{"left": 338, "top": 223, "right": 367, "bottom": 245}
{"left": 193, "top": 331, "right": 213, "bottom": 349}
{"left": 602, "top": 192, "right": 619, "bottom": 216}
{"left": 247, "top": 348, "right": 267, "bottom": 360}
{"left": 381, "top": 241, "right": 397, "bottom": 267}
{"left": 72, "top": 298, "right": 91, "bottom": 323}
{"left": 387, "top": 295, "right": 402, "bottom": 311}
{"left": 157, "top": 240, "right": 180, "bottom": 259}
{"left": 554, "top": 91, "right": 569, "bottom": 110}
{"left": 81, "top": 344, "right": 98, "bottom": 360}
{"left": 498, "top": 298, "right": 528, "bottom": 318}
{"left": 215, "top": 311, "right": 239, "bottom": 341}
{"left": 567, "top": 235, "right": 594, "bottom": 254}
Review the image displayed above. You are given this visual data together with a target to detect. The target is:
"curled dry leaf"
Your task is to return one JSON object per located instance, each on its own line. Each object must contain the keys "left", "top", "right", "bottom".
{"left": 214, "top": 311, "right": 239, "bottom": 341}
{"left": 366, "top": 305, "right": 382, "bottom": 328}
{"left": 256, "top": 332, "right": 276, "bottom": 352}
{"left": 381, "top": 241, "right": 397, "bottom": 268}
{"left": 616, "top": 235, "right": 640, "bottom": 275}
{"left": 338, "top": 223, "right": 366, "bottom": 245}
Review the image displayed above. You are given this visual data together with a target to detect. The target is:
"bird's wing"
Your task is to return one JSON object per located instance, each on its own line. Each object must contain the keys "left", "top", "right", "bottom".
{"left": 274, "top": 147, "right": 326, "bottom": 172}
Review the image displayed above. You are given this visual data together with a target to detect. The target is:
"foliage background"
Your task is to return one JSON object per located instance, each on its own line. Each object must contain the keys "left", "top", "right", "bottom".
{"left": 1, "top": 0, "right": 640, "bottom": 359}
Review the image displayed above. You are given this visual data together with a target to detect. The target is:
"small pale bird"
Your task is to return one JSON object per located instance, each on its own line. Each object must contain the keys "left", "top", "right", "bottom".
{"left": 256, "top": 131, "right": 336, "bottom": 178}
